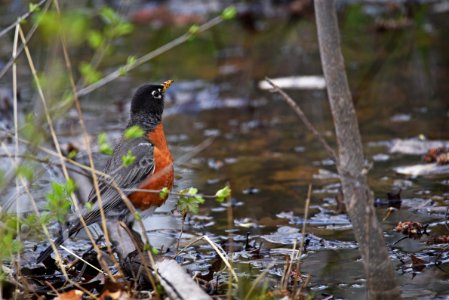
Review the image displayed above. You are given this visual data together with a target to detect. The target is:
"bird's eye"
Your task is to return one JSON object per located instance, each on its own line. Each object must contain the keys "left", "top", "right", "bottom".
{"left": 152, "top": 90, "right": 162, "bottom": 99}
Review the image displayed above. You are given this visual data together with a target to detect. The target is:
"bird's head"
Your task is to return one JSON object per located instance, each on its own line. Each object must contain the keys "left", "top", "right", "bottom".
{"left": 130, "top": 80, "right": 173, "bottom": 118}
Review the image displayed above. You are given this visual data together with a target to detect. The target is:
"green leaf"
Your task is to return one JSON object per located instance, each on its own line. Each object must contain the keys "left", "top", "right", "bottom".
{"left": 29, "top": 2, "right": 40, "bottom": 13}
{"left": 46, "top": 179, "right": 74, "bottom": 223}
{"left": 100, "top": 144, "right": 113, "bottom": 155}
{"left": 122, "top": 150, "right": 136, "bottom": 167}
{"left": 51, "top": 181, "right": 65, "bottom": 196}
{"left": 177, "top": 187, "right": 205, "bottom": 215}
{"left": 66, "top": 178, "right": 76, "bottom": 194}
{"left": 100, "top": 7, "right": 121, "bottom": 25}
{"left": 222, "top": 6, "right": 237, "bottom": 20}
{"left": 143, "top": 243, "right": 151, "bottom": 251}
{"left": 85, "top": 202, "right": 93, "bottom": 211}
{"left": 98, "top": 133, "right": 113, "bottom": 155}
{"left": 127, "top": 56, "right": 137, "bottom": 65}
{"left": 159, "top": 187, "right": 169, "bottom": 200}
{"left": 79, "top": 62, "right": 101, "bottom": 84}
{"left": 118, "top": 66, "right": 127, "bottom": 77}
{"left": 151, "top": 247, "right": 160, "bottom": 255}
{"left": 87, "top": 30, "right": 104, "bottom": 49}
{"left": 187, "top": 187, "right": 198, "bottom": 195}
{"left": 67, "top": 149, "right": 78, "bottom": 159}
{"left": 134, "top": 211, "right": 141, "bottom": 221}
{"left": 98, "top": 132, "right": 108, "bottom": 144}
{"left": 124, "top": 125, "right": 145, "bottom": 139}
{"left": 114, "top": 22, "right": 133, "bottom": 36}
{"left": 188, "top": 24, "right": 200, "bottom": 35}
{"left": 215, "top": 186, "right": 231, "bottom": 203}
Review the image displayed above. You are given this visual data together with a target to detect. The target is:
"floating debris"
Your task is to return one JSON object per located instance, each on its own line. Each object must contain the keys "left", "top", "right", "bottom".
{"left": 394, "top": 163, "right": 449, "bottom": 176}
{"left": 259, "top": 76, "right": 326, "bottom": 90}
{"left": 389, "top": 138, "right": 449, "bottom": 155}
{"left": 395, "top": 221, "right": 426, "bottom": 239}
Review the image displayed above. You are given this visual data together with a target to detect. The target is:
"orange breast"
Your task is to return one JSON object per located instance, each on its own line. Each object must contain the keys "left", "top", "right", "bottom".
{"left": 129, "top": 123, "right": 174, "bottom": 209}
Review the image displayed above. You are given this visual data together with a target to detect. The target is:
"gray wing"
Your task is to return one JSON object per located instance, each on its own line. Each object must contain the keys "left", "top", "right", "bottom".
{"left": 70, "top": 137, "right": 154, "bottom": 232}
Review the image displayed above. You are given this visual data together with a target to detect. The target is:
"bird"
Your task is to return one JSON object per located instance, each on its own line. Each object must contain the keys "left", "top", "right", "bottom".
{"left": 37, "top": 80, "right": 175, "bottom": 264}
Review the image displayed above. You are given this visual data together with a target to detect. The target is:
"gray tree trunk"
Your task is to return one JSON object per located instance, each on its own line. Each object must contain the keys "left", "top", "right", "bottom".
{"left": 314, "top": 1, "right": 401, "bottom": 299}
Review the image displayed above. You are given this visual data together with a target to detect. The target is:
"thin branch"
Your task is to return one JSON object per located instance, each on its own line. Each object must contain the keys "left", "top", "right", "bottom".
{"left": 76, "top": 16, "right": 223, "bottom": 97}
{"left": 12, "top": 22, "right": 21, "bottom": 269}
{"left": 293, "top": 184, "right": 312, "bottom": 298}
{"left": 0, "top": 0, "right": 48, "bottom": 39}
{"left": 243, "top": 263, "right": 276, "bottom": 300}
{"left": 18, "top": 25, "right": 116, "bottom": 278}
{"left": 52, "top": 0, "right": 123, "bottom": 281}
{"left": 203, "top": 235, "right": 238, "bottom": 283}
{"left": 59, "top": 245, "right": 107, "bottom": 275}
{"left": 265, "top": 77, "right": 337, "bottom": 162}
{"left": 0, "top": 0, "right": 52, "bottom": 80}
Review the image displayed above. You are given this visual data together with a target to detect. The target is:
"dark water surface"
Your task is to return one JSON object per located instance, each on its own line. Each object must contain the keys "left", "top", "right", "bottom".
{"left": 1, "top": 1, "right": 449, "bottom": 298}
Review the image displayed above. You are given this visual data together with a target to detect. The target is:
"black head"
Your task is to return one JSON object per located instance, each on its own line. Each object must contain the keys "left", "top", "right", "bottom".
{"left": 130, "top": 80, "right": 173, "bottom": 118}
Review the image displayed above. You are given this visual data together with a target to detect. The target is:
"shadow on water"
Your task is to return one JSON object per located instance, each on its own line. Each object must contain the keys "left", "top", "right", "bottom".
{"left": 1, "top": 0, "right": 449, "bottom": 298}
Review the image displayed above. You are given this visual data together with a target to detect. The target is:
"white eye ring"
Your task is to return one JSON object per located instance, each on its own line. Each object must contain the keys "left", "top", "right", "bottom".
{"left": 152, "top": 90, "right": 162, "bottom": 99}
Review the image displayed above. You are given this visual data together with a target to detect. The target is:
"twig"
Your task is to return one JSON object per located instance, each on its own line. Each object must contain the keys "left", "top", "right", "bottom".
{"left": 59, "top": 245, "right": 107, "bottom": 275}
{"left": 118, "top": 221, "right": 157, "bottom": 286}
{"left": 0, "top": 0, "right": 52, "bottom": 80}
{"left": 18, "top": 24, "right": 116, "bottom": 278}
{"left": 243, "top": 263, "right": 275, "bottom": 300}
{"left": 226, "top": 195, "right": 234, "bottom": 300}
{"left": 52, "top": 0, "right": 123, "bottom": 282}
{"left": 296, "top": 274, "right": 311, "bottom": 298}
{"left": 281, "top": 185, "right": 312, "bottom": 292}
{"left": 0, "top": 0, "right": 48, "bottom": 39}
{"left": 202, "top": 235, "right": 238, "bottom": 283}
{"left": 12, "top": 22, "right": 21, "bottom": 270}
{"left": 176, "top": 234, "right": 238, "bottom": 283}
{"left": 265, "top": 77, "right": 337, "bottom": 162}
{"left": 293, "top": 184, "right": 312, "bottom": 297}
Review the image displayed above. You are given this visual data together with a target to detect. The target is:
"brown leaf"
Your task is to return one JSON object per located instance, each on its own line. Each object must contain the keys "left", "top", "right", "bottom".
{"left": 423, "top": 147, "right": 447, "bottom": 163}
{"left": 99, "top": 279, "right": 129, "bottom": 300}
{"left": 411, "top": 255, "right": 425, "bottom": 272}
{"left": 395, "top": 221, "right": 423, "bottom": 239}
{"left": 54, "top": 290, "right": 83, "bottom": 300}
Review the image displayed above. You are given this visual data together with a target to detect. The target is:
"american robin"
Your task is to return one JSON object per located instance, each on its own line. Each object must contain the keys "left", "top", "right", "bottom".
{"left": 37, "top": 80, "right": 174, "bottom": 263}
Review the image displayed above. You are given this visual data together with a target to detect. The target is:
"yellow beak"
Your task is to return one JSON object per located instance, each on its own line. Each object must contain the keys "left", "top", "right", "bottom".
{"left": 162, "top": 80, "right": 174, "bottom": 93}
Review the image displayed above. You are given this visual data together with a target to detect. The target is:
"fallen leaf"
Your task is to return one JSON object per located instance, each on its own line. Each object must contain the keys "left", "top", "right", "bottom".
{"left": 411, "top": 255, "right": 425, "bottom": 272}
{"left": 395, "top": 221, "right": 424, "bottom": 239}
{"left": 54, "top": 290, "right": 83, "bottom": 300}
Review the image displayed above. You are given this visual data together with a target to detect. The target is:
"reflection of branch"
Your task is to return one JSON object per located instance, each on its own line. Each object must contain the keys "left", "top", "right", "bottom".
{"left": 265, "top": 77, "right": 337, "bottom": 162}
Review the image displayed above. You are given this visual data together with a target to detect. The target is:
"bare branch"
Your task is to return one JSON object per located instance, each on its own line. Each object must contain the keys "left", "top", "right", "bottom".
{"left": 265, "top": 77, "right": 337, "bottom": 162}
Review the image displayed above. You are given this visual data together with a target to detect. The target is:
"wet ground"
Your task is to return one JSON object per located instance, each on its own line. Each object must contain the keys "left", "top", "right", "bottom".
{"left": 1, "top": 1, "right": 449, "bottom": 299}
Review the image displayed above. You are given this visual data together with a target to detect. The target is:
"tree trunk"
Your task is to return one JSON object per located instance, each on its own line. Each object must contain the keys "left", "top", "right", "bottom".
{"left": 314, "top": 1, "right": 401, "bottom": 298}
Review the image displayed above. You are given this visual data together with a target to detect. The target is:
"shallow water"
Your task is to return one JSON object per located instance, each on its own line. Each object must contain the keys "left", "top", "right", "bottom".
{"left": 1, "top": 1, "right": 449, "bottom": 298}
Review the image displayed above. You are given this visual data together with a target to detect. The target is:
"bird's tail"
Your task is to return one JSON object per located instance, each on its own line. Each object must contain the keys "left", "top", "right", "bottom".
{"left": 36, "top": 234, "right": 65, "bottom": 264}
